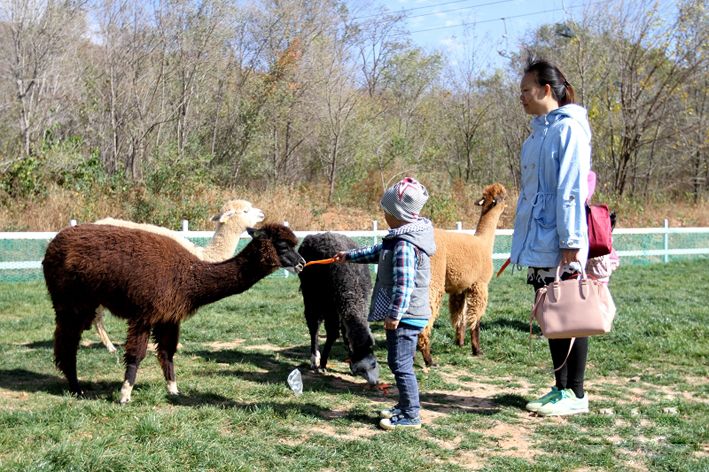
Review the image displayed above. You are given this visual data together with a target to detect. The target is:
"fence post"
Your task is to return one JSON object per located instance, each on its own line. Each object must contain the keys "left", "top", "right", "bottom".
{"left": 181, "top": 219, "right": 189, "bottom": 232}
{"left": 456, "top": 221, "right": 462, "bottom": 231}
{"left": 663, "top": 218, "right": 669, "bottom": 263}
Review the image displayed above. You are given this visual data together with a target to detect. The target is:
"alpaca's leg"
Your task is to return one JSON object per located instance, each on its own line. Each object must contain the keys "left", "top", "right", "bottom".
{"left": 449, "top": 292, "right": 468, "bottom": 347}
{"left": 153, "top": 322, "right": 181, "bottom": 396}
{"left": 306, "top": 313, "right": 321, "bottom": 370}
{"left": 54, "top": 308, "right": 90, "bottom": 396}
{"left": 319, "top": 315, "right": 340, "bottom": 372}
{"left": 120, "top": 321, "right": 151, "bottom": 404}
{"left": 466, "top": 282, "right": 488, "bottom": 356}
{"left": 93, "top": 306, "right": 117, "bottom": 353}
{"left": 418, "top": 323, "right": 434, "bottom": 368}
{"left": 417, "top": 288, "right": 444, "bottom": 367}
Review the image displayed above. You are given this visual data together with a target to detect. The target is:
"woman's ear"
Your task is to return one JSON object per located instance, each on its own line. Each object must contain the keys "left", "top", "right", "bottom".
{"left": 543, "top": 83, "right": 552, "bottom": 98}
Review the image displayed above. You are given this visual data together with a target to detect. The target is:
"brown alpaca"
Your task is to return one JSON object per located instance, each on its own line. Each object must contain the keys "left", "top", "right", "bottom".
{"left": 418, "top": 183, "right": 507, "bottom": 367}
{"left": 42, "top": 223, "right": 304, "bottom": 403}
{"left": 92, "top": 199, "right": 265, "bottom": 352}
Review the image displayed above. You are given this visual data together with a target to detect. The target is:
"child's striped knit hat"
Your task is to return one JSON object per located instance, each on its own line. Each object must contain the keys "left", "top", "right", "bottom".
{"left": 380, "top": 177, "right": 429, "bottom": 223}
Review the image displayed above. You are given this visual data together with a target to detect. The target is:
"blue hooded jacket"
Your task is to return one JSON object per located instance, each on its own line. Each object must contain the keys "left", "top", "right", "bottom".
{"left": 510, "top": 104, "right": 591, "bottom": 268}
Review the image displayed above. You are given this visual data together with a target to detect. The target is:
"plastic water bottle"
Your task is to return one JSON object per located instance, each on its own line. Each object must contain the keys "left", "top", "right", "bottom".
{"left": 287, "top": 368, "right": 303, "bottom": 396}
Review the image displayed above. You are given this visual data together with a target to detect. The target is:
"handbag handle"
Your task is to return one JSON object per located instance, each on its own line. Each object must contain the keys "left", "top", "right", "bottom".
{"left": 529, "top": 300, "right": 576, "bottom": 373}
{"left": 553, "top": 264, "right": 591, "bottom": 300}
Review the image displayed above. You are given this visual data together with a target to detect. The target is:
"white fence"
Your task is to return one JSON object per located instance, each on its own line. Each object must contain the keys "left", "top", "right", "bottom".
{"left": 1, "top": 219, "right": 708, "bottom": 272}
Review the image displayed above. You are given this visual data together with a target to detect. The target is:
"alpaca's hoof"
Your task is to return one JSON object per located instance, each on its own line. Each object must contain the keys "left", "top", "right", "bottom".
{"left": 316, "top": 367, "right": 328, "bottom": 374}
{"left": 106, "top": 345, "right": 117, "bottom": 354}
{"left": 310, "top": 352, "right": 321, "bottom": 370}
{"left": 119, "top": 381, "right": 133, "bottom": 404}
{"left": 166, "top": 381, "right": 179, "bottom": 396}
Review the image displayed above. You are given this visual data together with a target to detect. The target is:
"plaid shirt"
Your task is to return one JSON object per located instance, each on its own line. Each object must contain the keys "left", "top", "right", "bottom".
{"left": 346, "top": 240, "right": 416, "bottom": 320}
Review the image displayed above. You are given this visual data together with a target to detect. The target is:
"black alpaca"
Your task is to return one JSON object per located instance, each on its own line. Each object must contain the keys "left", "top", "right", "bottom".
{"left": 298, "top": 232, "right": 379, "bottom": 385}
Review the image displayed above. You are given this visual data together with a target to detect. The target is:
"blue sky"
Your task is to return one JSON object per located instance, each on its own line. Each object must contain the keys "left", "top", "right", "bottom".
{"left": 361, "top": 0, "right": 678, "bottom": 67}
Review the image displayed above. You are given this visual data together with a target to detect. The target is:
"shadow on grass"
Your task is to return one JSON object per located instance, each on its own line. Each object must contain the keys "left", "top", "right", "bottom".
{"left": 419, "top": 391, "right": 528, "bottom": 416}
{"left": 192, "top": 344, "right": 530, "bottom": 417}
{"left": 0, "top": 367, "right": 116, "bottom": 400}
{"left": 193, "top": 345, "right": 397, "bottom": 401}
{"left": 169, "top": 387, "right": 373, "bottom": 426}
{"left": 483, "top": 318, "right": 541, "bottom": 335}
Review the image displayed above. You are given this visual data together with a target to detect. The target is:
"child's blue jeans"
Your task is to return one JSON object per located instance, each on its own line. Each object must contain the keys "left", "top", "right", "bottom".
{"left": 386, "top": 323, "right": 424, "bottom": 419}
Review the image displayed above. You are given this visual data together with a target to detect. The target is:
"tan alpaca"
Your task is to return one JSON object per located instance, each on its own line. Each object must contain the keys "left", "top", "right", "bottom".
{"left": 418, "top": 183, "right": 507, "bottom": 367}
{"left": 92, "top": 199, "right": 265, "bottom": 352}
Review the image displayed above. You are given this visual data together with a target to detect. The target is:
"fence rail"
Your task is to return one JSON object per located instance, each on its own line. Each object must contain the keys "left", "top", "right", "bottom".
{"left": 1, "top": 219, "right": 708, "bottom": 275}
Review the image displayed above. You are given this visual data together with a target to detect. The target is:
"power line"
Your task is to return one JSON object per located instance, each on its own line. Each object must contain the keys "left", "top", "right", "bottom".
{"left": 406, "top": 0, "right": 610, "bottom": 35}
{"left": 406, "top": 0, "right": 518, "bottom": 21}
{"left": 353, "top": 0, "right": 506, "bottom": 21}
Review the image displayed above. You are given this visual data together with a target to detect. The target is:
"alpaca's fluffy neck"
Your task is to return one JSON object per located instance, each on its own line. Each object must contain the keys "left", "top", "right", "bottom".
{"left": 202, "top": 221, "right": 245, "bottom": 262}
{"left": 474, "top": 205, "right": 505, "bottom": 245}
{"left": 189, "top": 241, "right": 277, "bottom": 309}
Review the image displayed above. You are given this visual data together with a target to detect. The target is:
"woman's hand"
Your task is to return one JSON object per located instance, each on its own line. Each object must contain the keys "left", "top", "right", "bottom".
{"left": 560, "top": 248, "right": 580, "bottom": 265}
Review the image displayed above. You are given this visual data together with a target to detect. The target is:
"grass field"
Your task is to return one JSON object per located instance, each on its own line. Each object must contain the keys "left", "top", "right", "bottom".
{"left": 0, "top": 259, "right": 707, "bottom": 471}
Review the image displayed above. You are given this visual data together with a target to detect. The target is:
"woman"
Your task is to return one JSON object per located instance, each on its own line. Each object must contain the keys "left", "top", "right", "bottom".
{"left": 510, "top": 59, "right": 591, "bottom": 416}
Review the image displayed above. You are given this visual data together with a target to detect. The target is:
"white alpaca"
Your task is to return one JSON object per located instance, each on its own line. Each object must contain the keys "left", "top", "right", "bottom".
{"left": 92, "top": 199, "right": 265, "bottom": 352}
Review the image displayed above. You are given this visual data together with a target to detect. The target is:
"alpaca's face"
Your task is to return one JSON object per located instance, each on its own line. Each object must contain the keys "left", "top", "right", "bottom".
{"left": 249, "top": 224, "right": 305, "bottom": 273}
{"left": 275, "top": 238, "right": 306, "bottom": 274}
{"left": 215, "top": 200, "right": 265, "bottom": 228}
{"left": 477, "top": 183, "right": 507, "bottom": 214}
{"left": 350, "top": 353, "right": 379, "bottom": 386}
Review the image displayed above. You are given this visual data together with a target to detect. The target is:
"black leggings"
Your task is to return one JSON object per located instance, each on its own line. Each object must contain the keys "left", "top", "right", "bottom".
{"left": 530, "top": 273, "right": 588, "bottom": 399}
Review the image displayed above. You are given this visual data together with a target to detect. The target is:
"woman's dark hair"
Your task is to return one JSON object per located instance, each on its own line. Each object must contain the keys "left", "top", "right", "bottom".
{"left": 524, "top": 59, "right": 576, "bottom": 105}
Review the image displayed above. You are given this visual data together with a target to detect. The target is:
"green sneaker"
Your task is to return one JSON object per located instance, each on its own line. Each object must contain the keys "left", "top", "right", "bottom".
{"left": 537, "top": 388, "right": 589, "bottom": 416}
{"left": 525, "top": 386, "right": 561, "bottom": 412}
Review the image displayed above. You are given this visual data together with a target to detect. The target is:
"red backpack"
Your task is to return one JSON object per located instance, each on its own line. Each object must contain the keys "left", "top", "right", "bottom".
{"left": 586, "top": 202, "right": 613, "bottom": 258}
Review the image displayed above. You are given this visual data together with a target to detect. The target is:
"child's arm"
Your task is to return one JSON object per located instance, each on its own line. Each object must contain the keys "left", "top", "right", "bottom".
{"left": 334, "top": 243, "right": 382, "bottom": 264}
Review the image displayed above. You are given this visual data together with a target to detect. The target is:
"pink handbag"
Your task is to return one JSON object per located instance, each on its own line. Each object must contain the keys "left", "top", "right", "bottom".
{"left": 531, "top": 267, "right": 616, "bottom": 338}
{"left": 530, "top": 267, "right": 617, "bottom": 369}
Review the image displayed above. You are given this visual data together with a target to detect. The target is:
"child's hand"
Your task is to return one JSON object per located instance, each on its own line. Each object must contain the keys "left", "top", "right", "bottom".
{"left": 332, "top": 251, "right": 348, "bottom": 263}
{"left": 384, "top": 318, "right": 399, "bottom": 330}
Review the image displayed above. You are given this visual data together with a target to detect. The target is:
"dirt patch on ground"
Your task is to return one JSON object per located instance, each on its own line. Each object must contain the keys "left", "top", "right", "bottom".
{"left": 206, "top": 339, "right": 247, "bottom": 350}
{"left": 589, "top": 376, "right": 709, "bottom": 405}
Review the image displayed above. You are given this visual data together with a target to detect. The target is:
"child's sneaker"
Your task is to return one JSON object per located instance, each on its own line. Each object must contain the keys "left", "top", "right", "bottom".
{"left": 537, "top": 388, "right": 589, "bottom": 416}
{"left": 379, "top": 406, "right": 401, "bottom": 419}
{"left": 379, "top": 414, "right": 422, "bottom": 430}
{"left": 525, "top": 386, "right": 561, "bottom": 412}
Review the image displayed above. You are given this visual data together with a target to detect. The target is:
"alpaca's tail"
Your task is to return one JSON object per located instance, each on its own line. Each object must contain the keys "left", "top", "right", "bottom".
{"left": 54, "top": 316, "right": 84, "bottom": 395}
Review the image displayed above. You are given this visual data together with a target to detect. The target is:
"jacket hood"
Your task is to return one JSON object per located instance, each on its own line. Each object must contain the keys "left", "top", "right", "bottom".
{"left": 385, "top": 218, "right": 436, "bottom": 256}
{"left": 532, "top": 104, "right": 592, "bottom": 142}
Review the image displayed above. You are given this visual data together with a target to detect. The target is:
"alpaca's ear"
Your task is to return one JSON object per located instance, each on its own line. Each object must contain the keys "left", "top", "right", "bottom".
{"left": 217, "top": 209, "right": 236, "bottom": 223}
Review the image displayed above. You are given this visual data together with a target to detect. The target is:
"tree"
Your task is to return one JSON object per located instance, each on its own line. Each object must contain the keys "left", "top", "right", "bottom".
{"left": 0, "top": 0, "right": 86, "bottom": 157}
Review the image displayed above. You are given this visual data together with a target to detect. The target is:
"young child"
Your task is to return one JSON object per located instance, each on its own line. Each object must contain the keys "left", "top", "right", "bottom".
{"left": 333, "top": 177, "right": 436, "bottom": 430}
